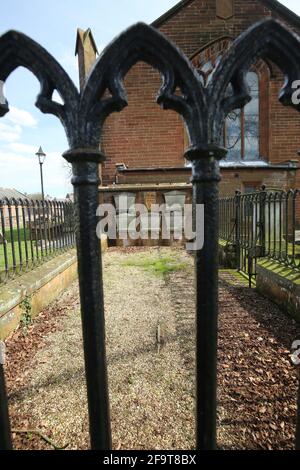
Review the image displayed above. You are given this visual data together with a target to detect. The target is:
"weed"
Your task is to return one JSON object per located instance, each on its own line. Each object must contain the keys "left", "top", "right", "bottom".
{"left": 20, "top": 296, "right": 32, "bottom": 334}
{"left": 122, "top": 254, "right": 188, "bottom": 277}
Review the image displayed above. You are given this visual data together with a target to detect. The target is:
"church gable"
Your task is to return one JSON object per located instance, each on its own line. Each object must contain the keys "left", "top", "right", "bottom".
{"left": 154, "top": 0, "right": 300, "bottom": 30}
{"left": 153, "top": 0, "right": 300, "bottom": 59}
{"left": 155, "top": 0, "right": 271, "bottom": 58}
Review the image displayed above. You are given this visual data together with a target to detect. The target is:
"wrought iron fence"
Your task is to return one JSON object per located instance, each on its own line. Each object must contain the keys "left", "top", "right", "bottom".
{"left": 219, "top": 188, "right": 300, "bottom": 285}
{"left": 0, "top": 197, "right": 75, "bottom": 282}
{"left": 1, "top": 18, "right": 300, "bottom": 451}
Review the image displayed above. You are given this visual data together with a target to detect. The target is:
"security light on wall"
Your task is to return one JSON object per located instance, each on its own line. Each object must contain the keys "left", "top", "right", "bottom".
{"left": 115, "top": 163, "right": 127, "bottom": 171}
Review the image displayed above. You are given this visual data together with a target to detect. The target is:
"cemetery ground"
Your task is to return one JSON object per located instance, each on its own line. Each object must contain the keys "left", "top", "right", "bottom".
{"left": 4, "top": 247, "right": 300, "bottom": 450}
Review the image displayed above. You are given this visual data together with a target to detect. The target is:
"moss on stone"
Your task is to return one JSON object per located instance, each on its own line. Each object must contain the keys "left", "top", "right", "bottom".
{"left": 257, "top": 259, "right": 300, "bottom": 285}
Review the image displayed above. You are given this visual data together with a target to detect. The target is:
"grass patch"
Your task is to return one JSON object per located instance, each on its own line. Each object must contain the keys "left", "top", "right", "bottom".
{"left": 122, "top": 253, "right": 188, "bottom": 277}
{"left": 0, "top": 227, "right": 34, "bottom": 272}
{"left": 0, "top": 241, "right": 33, "bottom": 270}
{"left": 4, "top": 227, "right": 30, "bottom": 243}
{"left": 219, "top": 268, "right": 250, "bottom": 287}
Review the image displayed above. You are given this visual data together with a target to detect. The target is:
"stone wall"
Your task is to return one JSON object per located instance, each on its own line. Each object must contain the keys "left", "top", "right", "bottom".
{"left": 256, "top": 259, "right": 300, "bottom": 322}
{"left": 0, "top": 236, "right": 108, "bottom": 340}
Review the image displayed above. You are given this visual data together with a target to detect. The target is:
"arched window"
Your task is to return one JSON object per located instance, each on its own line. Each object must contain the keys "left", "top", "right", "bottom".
{"left": 224, "top": 71, "right": 260, "bottom": 161}
{"left": 190, "top": 40, "right": 264, "bottom": 163}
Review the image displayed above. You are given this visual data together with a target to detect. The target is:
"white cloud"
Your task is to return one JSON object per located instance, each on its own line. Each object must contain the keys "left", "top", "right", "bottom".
{"left": 59, "top": 50, "right": 79, "bottom": 86}
{"left": 0, "top": 148, "right": 71, "bottom": 198}
{"left": 97, "top": 44, "right": 106, "bottom": 56}
{"left": 0, "top": 104, "right": 70, "bottom": 197}
{"left": 0, "top": 122, "right": 22, "bottom": 142}
{"left": 60, "top": 50, "right": 78, "bottom": 73}
{"left": 0, "top": 106, "right": 38, "bottom": 146}
{"left": 6, "top": 106, "right": 37, "bottom": 128}
{"left": 6, "top": 142, "right": 39, "bottom": 154}
{"left": 0, "top": 80, "right": 6, "bottom": 105}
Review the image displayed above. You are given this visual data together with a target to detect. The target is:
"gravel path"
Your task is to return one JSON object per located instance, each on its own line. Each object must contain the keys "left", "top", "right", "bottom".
{"left": 7, "top": 248, "right": 195, "bottom": 450}
{"left": 5, "top": 247, "right": 300, "bottom": 450}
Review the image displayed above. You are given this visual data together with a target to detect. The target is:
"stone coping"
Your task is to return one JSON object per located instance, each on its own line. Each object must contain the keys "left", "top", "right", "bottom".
{"left": 0, "top": 250, "right": 77, "bottom": 320}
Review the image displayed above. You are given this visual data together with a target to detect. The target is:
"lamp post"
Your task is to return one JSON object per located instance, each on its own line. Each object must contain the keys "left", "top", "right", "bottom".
{"left": 36, "top": 146, "right": 46, "bottom": 201}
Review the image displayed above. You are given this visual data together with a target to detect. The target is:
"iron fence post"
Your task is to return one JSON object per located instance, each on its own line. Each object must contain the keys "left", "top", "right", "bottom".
{"left": 187, "top": 146, "right": 226, "bottom": 450}
{"left": 63, "top": 149, "right": 112, "bottom": 450}
{"left": 297, "top": 369, "right": 300, "bottom": 450}
{"left": 259, "top": 186, "right": 266, "bottom": 255}
{"left": 235, "top": 190, "right": 241, "bottom": 270}
{"left": 0, "top": 362, "right": 11, "bottom": 450}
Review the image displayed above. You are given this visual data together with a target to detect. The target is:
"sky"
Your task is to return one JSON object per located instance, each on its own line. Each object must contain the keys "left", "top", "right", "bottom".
{"left": 1, "top": 0, "right": 300, "bottom": 198}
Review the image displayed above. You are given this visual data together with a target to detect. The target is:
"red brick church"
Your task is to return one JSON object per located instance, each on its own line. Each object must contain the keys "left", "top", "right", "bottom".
{"left": 76, "top": 0, "right": 300, "bottom": 199}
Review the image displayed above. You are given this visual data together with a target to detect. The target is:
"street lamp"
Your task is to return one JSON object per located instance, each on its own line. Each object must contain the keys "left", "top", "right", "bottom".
{"left": 36, "top": 146, "right": 46, "bottom": 201}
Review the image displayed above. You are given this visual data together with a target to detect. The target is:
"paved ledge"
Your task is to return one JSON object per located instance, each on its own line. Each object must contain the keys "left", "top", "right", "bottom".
{"left": 257, "top": 259, "right": 300, "bottom": 323}
{"left": 0, "top": 235, "right": 108, "bottom": 339}
{"left": 257, "top": 259, "right": 300, "bottom": 285}
{"left": 0, "top": 250, "right": 78, "bottom": 340}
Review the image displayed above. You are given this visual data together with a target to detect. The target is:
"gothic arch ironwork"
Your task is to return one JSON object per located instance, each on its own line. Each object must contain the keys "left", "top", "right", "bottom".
{"left": 209, "top": 18, "right": 300, "bottom": 142}
{"left": 0, "top": 18, "right": 299, "bottom": 451}
{"left": 0, "top": 31, "right": 80, "bottom": 147}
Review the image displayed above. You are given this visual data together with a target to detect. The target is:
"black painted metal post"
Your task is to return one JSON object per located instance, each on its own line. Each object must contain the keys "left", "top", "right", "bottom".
{"left": 0, "top": 360, "right": 12, "bottom": 449}
{"left": 187, "top": 146, "right": 226, "bottom": 450}
{"left": 235, "top": 191, "right": 241, "bottom": 271}
{"left": 63, "top": 149, "right": 112, "bottom": 450}
{"left": 296, "top": 370, "right": 300, "bottom": 450}
{"left": 39, "top": 162, "right": 45, "bottom": 202}
{"left": 259, "top": 186, "right": 266, "bottom": 256}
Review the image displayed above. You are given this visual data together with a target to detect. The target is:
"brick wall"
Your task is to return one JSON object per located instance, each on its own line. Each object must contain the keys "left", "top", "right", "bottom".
{"left": 220, "top": 167, "right": 297, "bottom": 196}
{"left": 79, "top": 0, "right": 300, "bottom": 193}
{"left": 113, "top": 165, "right": 297, "bottom": 195}
{"left": 101, "top": 64, "right": 184, "bottom": 185}
{"left": 269, "top": 72, "right": 300, "bottom": 165}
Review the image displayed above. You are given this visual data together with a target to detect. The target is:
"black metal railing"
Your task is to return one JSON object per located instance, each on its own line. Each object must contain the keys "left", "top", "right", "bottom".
{"left": 0, "top": 197, "right": 75, "bottom": 282}
{"left": 219, "top": 188, "right": 300, "bottom": 285}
